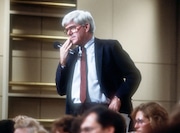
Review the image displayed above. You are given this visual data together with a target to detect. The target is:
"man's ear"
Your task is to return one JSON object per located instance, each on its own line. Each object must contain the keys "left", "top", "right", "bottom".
{"left": 84, "top": 23, "right": 90, "bottom": 32}
{"left": 105, "top": 126, "right": 115, "bottom": 133}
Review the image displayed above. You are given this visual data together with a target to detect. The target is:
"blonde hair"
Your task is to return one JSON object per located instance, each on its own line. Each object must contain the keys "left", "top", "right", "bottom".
{"left": 13, "top": 115, "right": 48, "bottom": 133}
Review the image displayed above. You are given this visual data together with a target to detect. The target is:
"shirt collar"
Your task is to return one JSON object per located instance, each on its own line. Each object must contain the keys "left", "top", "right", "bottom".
{"left": 84, "top": 36, "right": 94, "bottom": 49}
{"left": 78, "top": 36, "right": 94, "bottom": 55}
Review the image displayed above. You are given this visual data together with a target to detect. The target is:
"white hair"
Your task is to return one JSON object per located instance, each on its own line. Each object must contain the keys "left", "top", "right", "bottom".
{"left": 62, "top": 10, "right": 95, "bottom": 33}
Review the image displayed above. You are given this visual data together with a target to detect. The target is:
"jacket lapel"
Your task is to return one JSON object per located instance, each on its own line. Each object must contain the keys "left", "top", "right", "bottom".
{"left": 94, "top": 38, "right": 103, "bottom": 84}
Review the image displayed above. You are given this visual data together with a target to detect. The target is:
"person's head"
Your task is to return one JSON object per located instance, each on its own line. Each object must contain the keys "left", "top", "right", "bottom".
{"left": 13, "top": 115, "right": 48, "bottom": 133}
{"left": 0, "top": 119, "right": 14, "bottom": 133}
{"left": 71, "top": 116, "right": 82, "bottom": 133}
{"left": 166, "top": 103, "right": 180, "bottom": 133}
{"left": 131, "top": 102, "right": 168, "bottom": 133}
{"left": 80, "top": 105, "right": 126, "bottom": 133}
{"left": 51, "top": 115, "right": 75, "bottom": 133}
{"left": 62, "top": 10, "right": 95, "bottom": 46}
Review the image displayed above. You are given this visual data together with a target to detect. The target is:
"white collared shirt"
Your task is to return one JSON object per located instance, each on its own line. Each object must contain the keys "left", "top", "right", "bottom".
{"left": 71, "top": 37, "right": 110, "bottom": 104}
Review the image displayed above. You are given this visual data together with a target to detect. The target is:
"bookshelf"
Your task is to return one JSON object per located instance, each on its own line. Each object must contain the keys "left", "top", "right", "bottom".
{"left": 8, "top": 0, "right": 76, "bottom": 127}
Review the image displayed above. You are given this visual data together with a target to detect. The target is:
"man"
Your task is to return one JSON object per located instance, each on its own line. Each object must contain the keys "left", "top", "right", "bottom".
{"left": 80, "top": 105, "right": 126, "bottom": 133}
{"left": 55, "top": 10, "right": 141, "bottom": 132}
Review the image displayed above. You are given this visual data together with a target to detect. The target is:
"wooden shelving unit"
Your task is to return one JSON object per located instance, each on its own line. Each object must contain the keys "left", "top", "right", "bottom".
{"left": 10, "top": 33, "right": 68, "bottom": 40}
{"left": 8, "top": 0, "right": 76, "bottom": 128}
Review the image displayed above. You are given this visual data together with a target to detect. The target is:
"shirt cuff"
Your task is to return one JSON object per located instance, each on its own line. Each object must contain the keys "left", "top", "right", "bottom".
{"left": 61, "top": 65, "right": 66, "bottom": 69}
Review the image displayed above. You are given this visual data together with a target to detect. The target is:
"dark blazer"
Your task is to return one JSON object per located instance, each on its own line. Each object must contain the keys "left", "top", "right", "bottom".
{"left": 56, "top": 38, "right": 141, "bottom": 114}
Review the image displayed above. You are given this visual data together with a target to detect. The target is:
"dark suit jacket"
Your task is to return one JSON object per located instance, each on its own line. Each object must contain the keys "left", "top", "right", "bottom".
{"left": 56, "top": 38, "right": 141, "bottom": 114}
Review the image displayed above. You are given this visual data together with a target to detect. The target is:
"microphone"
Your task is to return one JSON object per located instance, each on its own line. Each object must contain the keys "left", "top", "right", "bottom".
{"left": 53, "top": 41, "right": 74, "bottom": 54}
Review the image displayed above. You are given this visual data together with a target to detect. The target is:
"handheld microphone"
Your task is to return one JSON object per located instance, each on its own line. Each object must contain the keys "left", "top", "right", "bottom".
{"left": 53, "top": 41, "right": 74, "bottom": 54}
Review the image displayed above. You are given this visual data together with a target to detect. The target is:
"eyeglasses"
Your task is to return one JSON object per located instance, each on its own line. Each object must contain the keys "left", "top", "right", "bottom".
{"left": 135, "top": 118, "right": 150, "bottom": 125}
{"left": 64, "top": 25, "right": 84, "bottom": 35}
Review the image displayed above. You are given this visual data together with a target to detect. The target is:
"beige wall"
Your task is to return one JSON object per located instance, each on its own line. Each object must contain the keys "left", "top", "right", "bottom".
{"left": 78, "top": 0, "right": 178, "bottom": 112}
{"left": 0, "top": 0, "right": 179, "bottom": 119}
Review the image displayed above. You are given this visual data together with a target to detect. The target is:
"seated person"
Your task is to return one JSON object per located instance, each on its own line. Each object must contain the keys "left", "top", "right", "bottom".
{"left": 13, "top": 115, "right": 48, "bottom": 133}
{"left": 0, "top": 119, "right": 14, "bottom": 133}
{"left": 131, "top": 102, "right": 168, "bottom": 133}
{"left": 166, "top": 103, "right": 180, "bottom": 133}
{"left": 80, "top": 105, "right": 126, "bottom": 133}
{"left": 51, "top": 115, "right": 75, "bottom": 133}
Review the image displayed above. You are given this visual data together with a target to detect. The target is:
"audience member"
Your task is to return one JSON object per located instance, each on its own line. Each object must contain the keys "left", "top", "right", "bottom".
{"left": 131, "top": 102, "right": 168, "bottom": 133}
{"left": 71, "top": 116, "right": 82, "bottom": 133}
{"left": 80, "top": 105, "right": 126, "bottom": 133}
{"left": 13, "top": 115, "right": 49, "bottom": 133}
{"left": 166, "top": 103, "right": 180, "bottom": 133}
{"left": 51, "top": 115, "right": 75, "bottom": 133}
{"left": 0, "top": 119, "right": 14, "bottom": 133}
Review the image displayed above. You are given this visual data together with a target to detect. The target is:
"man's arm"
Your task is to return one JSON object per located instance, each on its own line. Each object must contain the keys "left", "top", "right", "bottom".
{"left": 108, "top": 40, "right": 141, "bottom": 111}
{"left": 55, "top": 64, "right": 67, "bottom": 96}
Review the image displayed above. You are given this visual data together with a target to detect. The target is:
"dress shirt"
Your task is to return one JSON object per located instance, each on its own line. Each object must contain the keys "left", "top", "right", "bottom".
{"left": 71, "top": 37, "right": 110, "bottom": 104}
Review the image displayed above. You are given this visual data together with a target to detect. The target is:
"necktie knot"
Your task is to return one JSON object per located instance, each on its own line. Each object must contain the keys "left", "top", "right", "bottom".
{"left": 81, "top": 46, "right": 85, "bottom": 52}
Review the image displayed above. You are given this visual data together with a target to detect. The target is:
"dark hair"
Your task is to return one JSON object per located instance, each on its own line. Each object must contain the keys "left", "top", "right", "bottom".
{"left": 0, "top": 119, "right": 15, "bottom": 133}
{"left": 82, "top": 105, "right": 126, "bottom": 133}
{"left": 51, "top": 115, "right": 75, "bottom": 133}
{"left": 70, "top": 116, "right": 82, "bottom": 133}
{"left": 166, "top": 104, "right": 180, "bottom": 133}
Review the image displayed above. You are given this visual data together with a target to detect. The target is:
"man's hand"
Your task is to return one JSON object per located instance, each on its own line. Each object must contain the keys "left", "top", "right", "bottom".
{"left": 108, "top": 96, "right": 121, "bottom": 112}
{"left": 59, "top": 38, "right": 73, "bottom": 66}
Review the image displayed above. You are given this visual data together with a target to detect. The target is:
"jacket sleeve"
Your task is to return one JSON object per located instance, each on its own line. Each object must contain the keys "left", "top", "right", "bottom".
{"left": 112, "top": 40, "right": 141, "bottom": 99}
{"left": 55, "top": 64, "right": 68, "bottom": 96}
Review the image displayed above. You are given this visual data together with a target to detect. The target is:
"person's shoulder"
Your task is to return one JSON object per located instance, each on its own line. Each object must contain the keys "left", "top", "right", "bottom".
{"left": 95, "top": 38, "right": 118, "bottom": 44}
{"left": 94, "top": 38, "right": 121, "bottom": 48}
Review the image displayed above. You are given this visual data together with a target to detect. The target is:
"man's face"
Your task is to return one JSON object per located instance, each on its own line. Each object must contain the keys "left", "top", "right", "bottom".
{"left": 134, "top": 111, "right": 152, "bottom": 133}
{"left": 64, "top": 22, "right": 87, "bottom": 46}
{"left": 81, "top": 113, "right": 112, "bottom": 133}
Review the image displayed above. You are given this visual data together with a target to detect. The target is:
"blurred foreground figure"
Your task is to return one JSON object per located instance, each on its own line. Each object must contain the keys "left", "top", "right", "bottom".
{"left": 166, "top": 103, "right": 180, "bottom": 133}
{"left": 131, "top": 102, "right": 168, "bottom": 133}
{"left": 0, "top": 119, "right": 14, "bottom": 133}
{"left": 80, "top": 105, "right": 126, "bottom": 133}
{"left": 51, "top": 115, "right": 75, "bottom": 133}
{"left": 13, "top": 115, "right": 49, "bottom": 133}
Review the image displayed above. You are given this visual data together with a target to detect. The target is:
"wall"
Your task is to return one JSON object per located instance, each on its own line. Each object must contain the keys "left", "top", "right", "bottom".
{"left": 77, "top": 0, "right": 178, "bottom": 112}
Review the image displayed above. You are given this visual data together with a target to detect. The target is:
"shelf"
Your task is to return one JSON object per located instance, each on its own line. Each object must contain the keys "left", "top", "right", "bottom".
{"left": 10, "top": 10, "right": 65, "bottom": 18}
{"left": 9, "top": 81, "right": 56, "bottom": 87}
{"left": 11, "top": 1, "right": 76, "bottom": 8}
{"left": 8, "top": 0, "right": 74, "bottom": 123}
{"left": 37, "top": 119, "right": 55, "bottom": 123}
{"left": 8, "top": 93, "right": 65, "bottom": 99}
{"left": 10, "top": 34, "right": 68, "bottom": 41}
